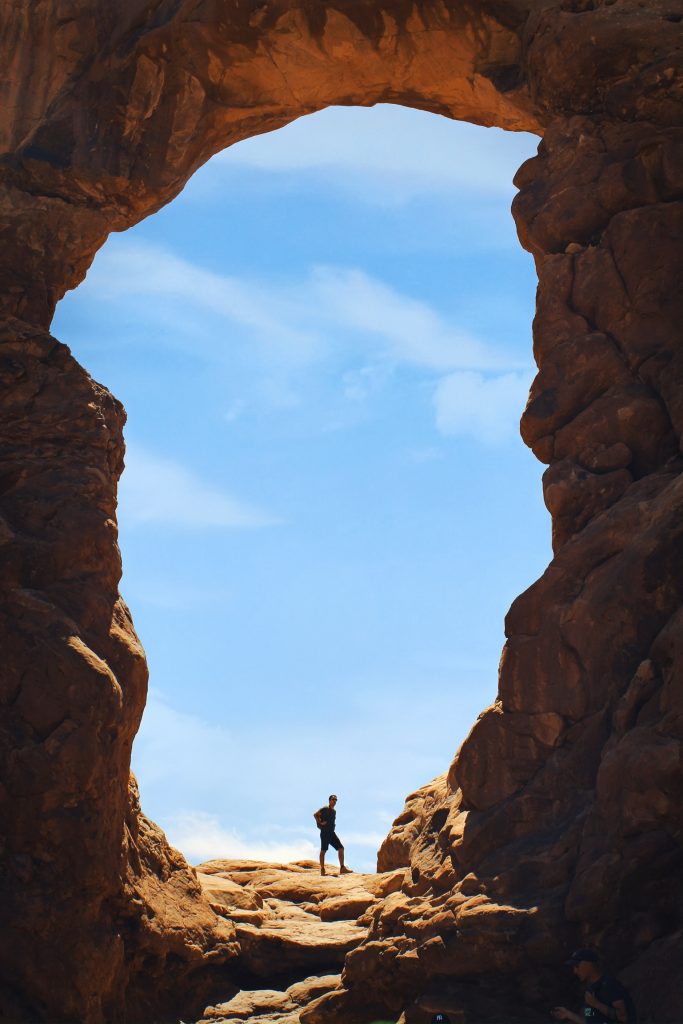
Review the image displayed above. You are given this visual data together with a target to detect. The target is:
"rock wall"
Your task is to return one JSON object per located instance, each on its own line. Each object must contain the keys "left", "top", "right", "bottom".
{"left": 0, "top": 321, "right": 238, "bottom": 1022}
{"left": 0, "top": 2, "right": 681, "bottom": 1022}
{"left": 370, "top": 99, "right": 683, "bottom": 1024}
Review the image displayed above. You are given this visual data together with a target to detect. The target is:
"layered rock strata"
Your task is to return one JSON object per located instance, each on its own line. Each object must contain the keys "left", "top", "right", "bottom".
{"left": 1, "top": 1, "right": 681, "bottom": 1022}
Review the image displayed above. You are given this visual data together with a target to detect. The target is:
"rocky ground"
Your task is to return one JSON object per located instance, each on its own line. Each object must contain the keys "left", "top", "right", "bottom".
{"left": 192, "top": 859, "right": 558, "bottom": 1023}
{"left": 194, "top": 860, "right": 406, "bottom": 1023}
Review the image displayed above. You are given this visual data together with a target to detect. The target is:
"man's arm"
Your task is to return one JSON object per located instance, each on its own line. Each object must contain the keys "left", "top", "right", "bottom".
{"left": 552, "top": 1008, "right": 583, "bottom": 1024}
{"left": 614, "top": 999, "right": 628, "bottom": 1023}
{"left": 585, "top": 990, "right": 628, "bottom": 1022}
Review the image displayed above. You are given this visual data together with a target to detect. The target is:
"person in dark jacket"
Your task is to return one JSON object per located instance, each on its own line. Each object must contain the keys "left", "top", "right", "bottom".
{"left": 313, "top": 794, "right": 351, "bottom": 876}
{"left": 552, "top": 948, "right": 637, "bottom": 1023}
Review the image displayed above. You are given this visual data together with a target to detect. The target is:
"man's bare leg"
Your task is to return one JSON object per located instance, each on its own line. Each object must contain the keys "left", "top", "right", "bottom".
{"left": 338, "top": 847, "right": 351, "bottom": 874}
{"left": 320, "top": 849, "right": 326, "bottom": 876}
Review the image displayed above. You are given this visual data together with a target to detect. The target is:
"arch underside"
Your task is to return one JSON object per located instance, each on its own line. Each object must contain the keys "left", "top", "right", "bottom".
{"left": 0, "top": 2, "right": 681, "bottom": 1022}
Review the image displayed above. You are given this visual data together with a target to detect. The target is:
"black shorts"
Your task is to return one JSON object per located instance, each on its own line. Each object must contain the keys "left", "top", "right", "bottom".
{"left": 320, "top": 829, "right": 342, "bottom": 852}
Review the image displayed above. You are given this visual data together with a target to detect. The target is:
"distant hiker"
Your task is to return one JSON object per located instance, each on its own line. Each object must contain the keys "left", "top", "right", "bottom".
{"left": 552, "top": 948, "right": 637, "bottom": 1023}
{"left": 313, "top": 794, "right": 351, "bottom": 876}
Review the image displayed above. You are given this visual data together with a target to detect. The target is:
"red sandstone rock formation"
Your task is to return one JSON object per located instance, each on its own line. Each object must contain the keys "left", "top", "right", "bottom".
{"left": 1, "top": 2, "right": 681, "bottom": 1022}
{"left": 0, "top": 320, "right": 238, "bottom": 1021}
{"left": 197, "top": 860, "right": 405, "bottom": 988}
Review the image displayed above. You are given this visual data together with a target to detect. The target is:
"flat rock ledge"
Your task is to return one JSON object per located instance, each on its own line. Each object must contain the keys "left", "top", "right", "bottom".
{"left": 195, "top": 860, "right": 407, "bottom": 1023}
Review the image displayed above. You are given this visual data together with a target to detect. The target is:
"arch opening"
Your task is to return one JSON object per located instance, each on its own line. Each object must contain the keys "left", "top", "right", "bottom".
{"left": 53, "top": 104, "right": 547, "bottom": 875}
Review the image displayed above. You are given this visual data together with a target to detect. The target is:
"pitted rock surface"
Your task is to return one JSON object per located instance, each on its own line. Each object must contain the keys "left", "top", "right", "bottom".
{"left": 1, "top": 2, "right": 681, "bottom": 1023}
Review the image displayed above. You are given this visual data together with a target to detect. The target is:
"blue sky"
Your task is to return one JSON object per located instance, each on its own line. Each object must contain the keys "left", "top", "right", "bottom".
{"left": 53, "top": 105, "right": 548, "bottom": 872}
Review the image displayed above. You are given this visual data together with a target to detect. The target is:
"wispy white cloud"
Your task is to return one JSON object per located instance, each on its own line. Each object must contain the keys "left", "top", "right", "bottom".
{"left": 83, "top": 241, "right": 532, "bottom": 444}
{"left": 119, "top": 443, "right": 278, "bottom": 529}
{"left": 434, "top": 370, "right": 531, "bottom": 444}
{"left": 86, "top": 243, "right": 321, "bottom": 364}
{"left": 215, "top": 105, "right": 538, "bottom": 202}
{"left": 310, "top": 266, "right": 521, "bottom": 372}
{"left": 85, "top": 241, "right": 523, "bottom": 376}
{"left": 165, "top": 813, "right": 386, "bottom": 865}
{"left": 342, "top": 830, "right": 387, "bottom": 848}
{"left": 166, "top": 810, "right": 318, "bottom": 865}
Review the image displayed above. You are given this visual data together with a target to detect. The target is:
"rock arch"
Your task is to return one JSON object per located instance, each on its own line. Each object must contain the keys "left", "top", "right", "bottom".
{"left": 0, "top": 2, "right": 680, "bottom": 1022}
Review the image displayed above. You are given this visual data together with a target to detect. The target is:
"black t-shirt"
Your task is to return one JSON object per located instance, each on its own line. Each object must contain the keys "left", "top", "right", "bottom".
{"left": 317, "top": 806, "right": 336, "bottom": 831}
{"left": 584, "top": 974, "right": 637, "bottom": 1023}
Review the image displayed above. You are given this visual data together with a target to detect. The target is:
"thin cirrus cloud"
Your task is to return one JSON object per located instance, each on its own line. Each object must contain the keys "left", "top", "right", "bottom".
{"left": 86, "top": 242, "right": 320, "bottom": 365}
{"left": 215, "top": 104, "right": 539, "bottom": 200}
{"left": 119, "top": 443, "right": 278, "bottom": 529}
{"left": 85, "top": 240, "right": 525, "bottom": 376}
{"left": 82, "top": 238, "right": 533, "bottom": 445}
{"left": 309, "top": 265, "right": 524, "bottom": 372}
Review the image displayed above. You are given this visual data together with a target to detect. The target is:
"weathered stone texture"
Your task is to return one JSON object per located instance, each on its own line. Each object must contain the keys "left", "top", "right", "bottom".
{"left": 366, "top": 90, "right": 683, "bottom": 1024}
{"left": 0, "top": 320, "right": 137, "bottom": 1022}
{"left": 1, "top": 0, "right": 681, "bottom": 1021}
{"left": 0, "top": 322, "right": 237, "bottom": 1022}
{"left": 119, "top": 778, "right": 240, "bottom": 1022}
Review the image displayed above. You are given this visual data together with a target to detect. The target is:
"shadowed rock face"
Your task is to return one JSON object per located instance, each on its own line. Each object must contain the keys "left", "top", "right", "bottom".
{"left": 0, "top": 2, "right": 681, "bottom": 1022}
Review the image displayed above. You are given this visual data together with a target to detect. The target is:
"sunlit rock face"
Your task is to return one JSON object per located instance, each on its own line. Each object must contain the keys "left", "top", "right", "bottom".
{"left": 0, "top": 2, "right": 681, "bottom": 1022}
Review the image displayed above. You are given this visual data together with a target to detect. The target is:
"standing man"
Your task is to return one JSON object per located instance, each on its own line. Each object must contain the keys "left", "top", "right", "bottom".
{"left": 552, "top": 948, "right": 637, "bottom": 1022}
{"left": 313, "top": 794, "right": 351, "bottom": 876}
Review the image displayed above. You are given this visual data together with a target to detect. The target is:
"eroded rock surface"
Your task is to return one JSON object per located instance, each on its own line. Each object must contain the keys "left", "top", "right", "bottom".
{"left": 0, "top": 322, "right": 238, "bottom": 1022}
{"left": 355, "top": 111, "right": 683, "bottom": 1024}
{"left": 1, "top": 1, "right": 681, "bottom": 1022}
{"left": 199, "top": 974, "right": 343, "bottom": 1024}
{"left": 197, "top": 860, "right": 405, "bottom": 981}
{"left": 194, "top": 861, "right": 406, "bottom": 1022}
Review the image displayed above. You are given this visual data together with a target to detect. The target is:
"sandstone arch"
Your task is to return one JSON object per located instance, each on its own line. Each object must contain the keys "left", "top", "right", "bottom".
{"left": 0, "top": 2, "right": 681, "bottom": 1022}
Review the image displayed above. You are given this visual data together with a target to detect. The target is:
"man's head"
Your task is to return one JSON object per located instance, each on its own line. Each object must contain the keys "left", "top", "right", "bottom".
{"left": 565, "top": 948, "right": 601, "bottom": 983}
{"left": 329, "top": 794, "right": 337, "bottom": 806}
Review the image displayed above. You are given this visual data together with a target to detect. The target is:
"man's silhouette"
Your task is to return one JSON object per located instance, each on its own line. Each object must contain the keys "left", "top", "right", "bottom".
{"left": 313, "top": 794, "right": 351, "bottom": 876}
